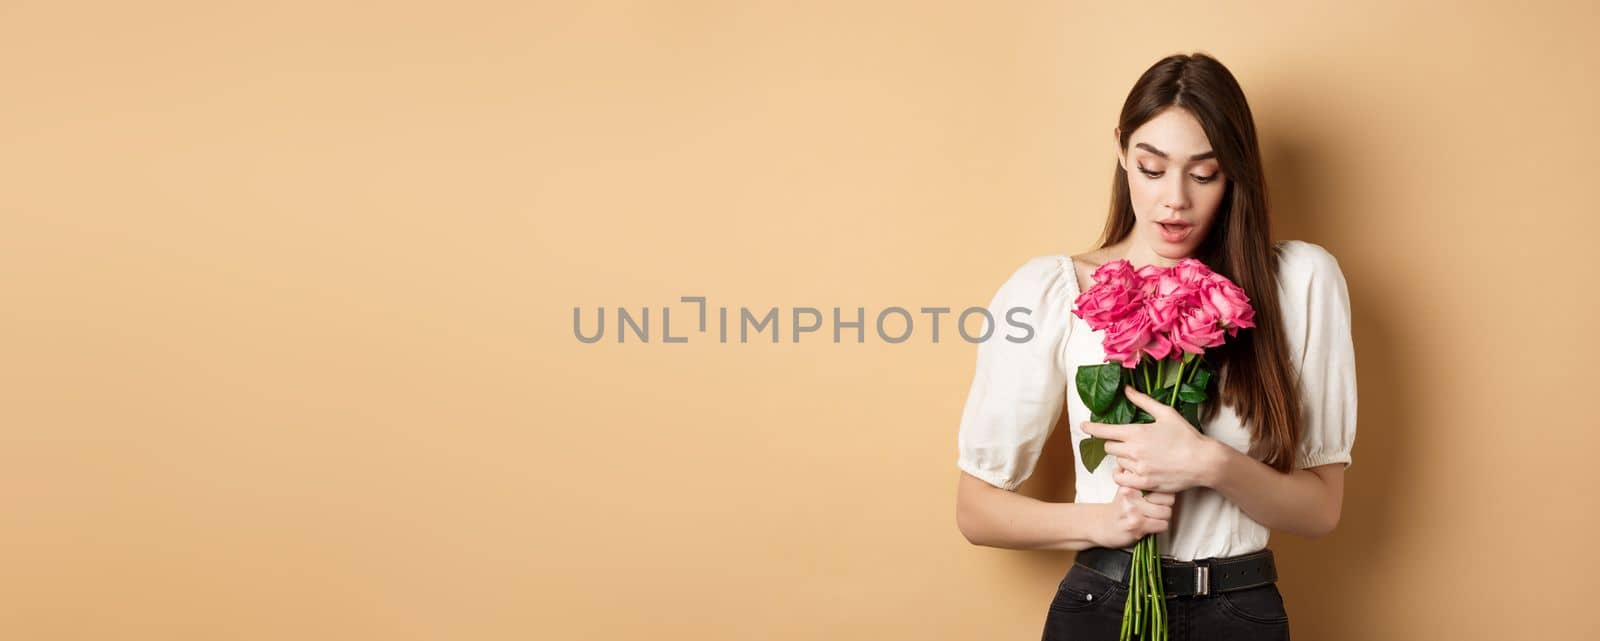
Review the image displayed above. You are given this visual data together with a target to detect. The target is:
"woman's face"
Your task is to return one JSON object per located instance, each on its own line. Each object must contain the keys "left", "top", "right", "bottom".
{"left": 1115, "top": 107, "right": 1228, "bottom": 259}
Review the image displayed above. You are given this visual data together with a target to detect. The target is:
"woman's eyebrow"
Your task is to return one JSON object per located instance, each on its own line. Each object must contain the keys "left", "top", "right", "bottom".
{"left": 1135, "top": 142, "right": 1217, "bottom": 161}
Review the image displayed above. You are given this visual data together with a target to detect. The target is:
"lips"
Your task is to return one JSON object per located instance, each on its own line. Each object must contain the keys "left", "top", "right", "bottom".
{"left": 1155, "top": 220, "right": 1193, "bottom": 243}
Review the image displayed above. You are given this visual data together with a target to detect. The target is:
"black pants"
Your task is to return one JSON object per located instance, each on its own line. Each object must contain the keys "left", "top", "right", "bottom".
{"left": 1041, "top": 561, "right": 1291, "bottom": 640}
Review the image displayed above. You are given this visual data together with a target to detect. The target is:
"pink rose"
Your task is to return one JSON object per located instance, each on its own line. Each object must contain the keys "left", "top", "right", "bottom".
{"left": 1169, "top": 306, "right": 1227, "bottom": 355}
{"left": 1073, "top": 260, "right": 1143, "bottom": 331}
{"left": 1102, "top": 311, "right": 1155, "bottom": 368}
{"left": 1074, "top": 286, "right": 1140, "bottom": 331}
{"left": 1198, "top": 275, "right": 1257, "bottom": 337}
{"left": 1092, "top": 260, "right": 1141, "bottom": 289}
{"left": 1144, "top": 291, "right": 1186, "bottom": 334}
{"left": 1169, "top": 258, "right": 1213, "bottom": 288}
{"left": 1074, "top": 256, "right": 1256, "bottom": 368}
{"left": 1135, "top": 264, "right": 1167, "bottom": 298}
{"left": 1137, "top": 313, "right": 1177, "bottom": 361}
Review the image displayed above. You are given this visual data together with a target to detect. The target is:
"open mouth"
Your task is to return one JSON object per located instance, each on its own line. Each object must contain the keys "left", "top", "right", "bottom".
{"left": 1156, "top": 221, "right": 1193, "bottom": 242}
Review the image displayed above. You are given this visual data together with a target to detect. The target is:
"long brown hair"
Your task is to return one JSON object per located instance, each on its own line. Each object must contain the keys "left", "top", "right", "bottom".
{"left": 1096, "top": 52, "right": 1301, "bottom": 472}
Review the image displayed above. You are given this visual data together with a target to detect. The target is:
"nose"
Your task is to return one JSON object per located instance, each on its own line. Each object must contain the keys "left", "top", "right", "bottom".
{"left": 1163, "top": 182, "right": 1190, "bottom": 212}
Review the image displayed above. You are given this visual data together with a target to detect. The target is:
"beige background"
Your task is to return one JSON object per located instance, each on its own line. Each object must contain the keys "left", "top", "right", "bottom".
{"left": 3, "top": 1, "right": 1596, "bottom": 639}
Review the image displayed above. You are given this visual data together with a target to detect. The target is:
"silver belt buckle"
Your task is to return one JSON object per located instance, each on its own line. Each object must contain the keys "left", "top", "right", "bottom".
{"left": 1194, "top": 565, "right": 1210, "bottom": 596}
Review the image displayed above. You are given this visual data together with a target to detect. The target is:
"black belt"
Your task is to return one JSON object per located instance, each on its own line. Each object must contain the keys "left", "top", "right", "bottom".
{"left": 1075, "top": 546, "right": 1278, "bottom": 598}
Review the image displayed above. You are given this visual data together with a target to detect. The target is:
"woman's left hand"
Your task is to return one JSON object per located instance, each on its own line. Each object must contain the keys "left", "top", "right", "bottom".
{"left": 1081, "top": 385, "right": 1219, "bottom": 494}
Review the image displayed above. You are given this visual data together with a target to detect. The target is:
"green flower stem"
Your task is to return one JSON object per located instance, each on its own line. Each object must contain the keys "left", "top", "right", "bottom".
{"left": 1132, "top": 549, "right": 1142, "bottom": 620}
{"left": 1121, "top": 595, "right": 1131, "bottom": 641}
{"left": 1152, "top": 544, "right": 1161, "bottom": 639}
{"left": 1127, "top": 356, "right": 1184, "bottom": 640}
{"left": 1138, "top": 540, "right": 1148, "bottom": 637}
{"left": 1148, "top": 538, "right": 1161, "bottom": 639}
{"left": 1158, "top": 528, "right": 1169, "bottom": 635}
{"left": 1135, "top": 544, "right": 1143, "bottom": 638}
{"left": 1135, "top": 541, "right": 1144, "bottom": 631}
{"left": 1168, "top": 357, "right": 1187, "bottom": 406}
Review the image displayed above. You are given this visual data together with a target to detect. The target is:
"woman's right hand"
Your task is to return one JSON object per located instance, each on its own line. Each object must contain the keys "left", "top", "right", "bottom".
{"left": 1094, "top": 486, "right": 1176, "bottom": 549}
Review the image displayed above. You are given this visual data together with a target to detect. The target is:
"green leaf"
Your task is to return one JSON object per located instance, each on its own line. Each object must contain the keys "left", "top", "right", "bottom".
{"left": 1179, "top": 402, "right": 1201, "bottom": 429}
{"left": 1076, "top": 363, "right": 1124, "bottom": 415}
{"left": 1079, "top": 436, "right": 1108, "bottom": 472}
{"left": 1158, "top": 362, "right": 1181, "bottom": 388}
{"left": 1178, "top": 382, "right": 1207, "bottom": 403}
{"left": 1191, "top": 367, "right": 1212, "bottom": 391}
{"left": 1090, "top": 400, "right": 1135, "bottom": 425}
{"left": 1152, "top": 384, "right": 1181, "bottom": 406}
{"left": 1107, "top": 395, "right": 1136, "bottom": 424}
{"left": 1133, "top": 409, "right": 1156, "bottom": 424}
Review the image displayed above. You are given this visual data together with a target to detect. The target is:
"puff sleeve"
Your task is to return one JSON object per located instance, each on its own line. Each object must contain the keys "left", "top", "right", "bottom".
{"left": 1278, "top": 241, "right": 1359, "bottom": 470}
{"left": 955, "top": 256, "right": 1077, "bottom": 491}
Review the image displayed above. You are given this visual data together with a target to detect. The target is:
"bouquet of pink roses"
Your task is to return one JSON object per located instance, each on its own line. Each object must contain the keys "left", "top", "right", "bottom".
{"left": 1071, "top": 257, "right": 1256, "bottom": 641}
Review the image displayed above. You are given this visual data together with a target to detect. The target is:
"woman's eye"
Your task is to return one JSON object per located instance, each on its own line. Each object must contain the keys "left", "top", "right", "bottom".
{"left": 1138, "top": 164, "right": 1219, "bottom": 183}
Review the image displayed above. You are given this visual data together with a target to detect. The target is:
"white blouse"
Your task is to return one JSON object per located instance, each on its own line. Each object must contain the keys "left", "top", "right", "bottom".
{"left": 955, "top": 239, "right": 1357, "bottom": 561}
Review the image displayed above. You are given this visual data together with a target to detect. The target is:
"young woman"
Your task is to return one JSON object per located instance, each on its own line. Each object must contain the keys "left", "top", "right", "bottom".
{"left": 953, "top": 52, "right": 1357, "bottom": 641}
